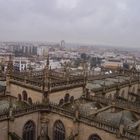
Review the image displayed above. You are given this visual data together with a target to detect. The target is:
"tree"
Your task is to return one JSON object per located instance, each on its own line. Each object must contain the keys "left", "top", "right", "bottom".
{"left": 80, "top": 53, "right": 87, "bottom": 61}
{"left": 73, "top": 58, "right": 81, "bottom": 67}
{"left": 90, "top": 57, "right": 102, "bottom": 68}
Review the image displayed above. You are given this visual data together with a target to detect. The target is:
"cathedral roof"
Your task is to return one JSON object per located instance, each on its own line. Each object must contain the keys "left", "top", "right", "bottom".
{"left": 96, "top": 110, "right": 136, "bottom": 127}
{"left": 86, "top": 75, "right": 133, "bottom": 91}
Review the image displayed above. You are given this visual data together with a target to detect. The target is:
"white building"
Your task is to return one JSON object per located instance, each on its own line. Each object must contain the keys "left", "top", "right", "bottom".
{"left": 37, "top": 47, "right": 49, "bottom": 56}
{"left": 13, "top": 57, "right": 30, "bottom": 71}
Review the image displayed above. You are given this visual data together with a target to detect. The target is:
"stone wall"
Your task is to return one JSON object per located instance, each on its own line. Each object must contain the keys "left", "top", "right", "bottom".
{"left": 49, "top": 87, "right": 83, "bottom": 104}
{"left": 47, "top": 113, "right": 74, "bottom": 139}
{"left": 9, "top": 112, "right": 40, "bottom": 139}
{"left": 0, "top": 120, "right": 8, "bottom": 140}
{"left": 46, "top": 112, "right": 129, "bottom": 140}
{"left": 0, "top": 111, "right": 40, "bottom": 140}
{"left": 9, "top": 83, "right": 43, "bottom": 102}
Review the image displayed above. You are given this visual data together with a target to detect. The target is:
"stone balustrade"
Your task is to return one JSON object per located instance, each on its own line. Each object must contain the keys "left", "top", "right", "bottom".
{"left": 0, "top": 102, "right": 139, "bottom": 139}
{"left": 0, "top": 108, "right": 9, "bottom": 120}
{"left": 92, "top": 79, "right": 139, "bottom": 94}
{"left": 9, "top": 72, "right": 85, "bottom": 92}
{"left": 88, "top": 73, "right": 120, "bottom": 81}
{"left": 84, "top": 95, "right": 140, "bottom": 113}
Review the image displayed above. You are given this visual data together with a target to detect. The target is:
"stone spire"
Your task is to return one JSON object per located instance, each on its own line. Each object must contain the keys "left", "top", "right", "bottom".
{"left": 102, "top": 79, "right": 106, "bottom": 95}
{"left": 47, "top": 52, "right": 49, "bottom": 68}
{"left": 6, "top": 54, "right": 13, "bottom": 94}
{"left": 6, "top": 55, "right": 13, "bottom": 76}
{"left": 44, "top": 50, "right": 49, "bottom": 85}
{"left": 82, "top": 60, "right": 88, "bottom": 94}
{"left": 131, "top": 56, "right": 137, "bottom": 76}
{"left": 42, "top": 49, "right": 50, "bottom": 103}
{"left": 115, "top": 76, "right": 120, "bottom": 99}
{"left": 62, "top": 61, "right": 71, "bottom": 82}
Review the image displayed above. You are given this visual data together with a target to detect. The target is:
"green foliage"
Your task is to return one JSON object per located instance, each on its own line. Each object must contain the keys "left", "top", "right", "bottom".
{"left": 90, "top": 57, "right": 102, "bottom": 68}
{"left": 73, "top": 58, "right": 81, "bottom": 67}
{"left": 80, "top": 53, "right": 87, "bottom": 60}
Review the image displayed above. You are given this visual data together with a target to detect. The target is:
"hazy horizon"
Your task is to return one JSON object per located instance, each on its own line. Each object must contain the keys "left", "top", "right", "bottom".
{"left": 0, "top": 0, "right": 140, "bottom": 48}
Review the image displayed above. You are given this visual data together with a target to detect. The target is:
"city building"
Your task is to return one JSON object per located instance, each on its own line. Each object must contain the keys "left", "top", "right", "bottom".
{"left": 13, "top": 57, "right": 30, "bottom": 71}
{"left": 0, "top": 56, "right": 139, "bottom": 140}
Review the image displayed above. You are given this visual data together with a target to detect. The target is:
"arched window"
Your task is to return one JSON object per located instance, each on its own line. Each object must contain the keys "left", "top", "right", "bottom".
{"left": 23, "top": 120, "right": 36, "bottom": 140}
{"left": 43, "top": 91, "right": 48, "bottom": 98}
{"left": 88, "top": 134, "right": 102, "bottom": 140}
{"left": 70, "top": 96, "right": 74, "bottom": 103}
{"left": 22, "top": 90, "right": 28, "bottom": 101}
{"left": 18, "top": 94, "right": 22, "bottom": 101}
{"left": 86, "top": 90, "right": 90, "bottom": 98}
{"left": 64, "top": 93, "right": 70, "bottom": 103}
{"left": 28, "top": 97, "right": 32, "bottom": 105}
{"left": 59, "top": 99, "right": 64, "bottom": 106}
{"left": 53, "top": 120, "right": 65, "bottom": 140}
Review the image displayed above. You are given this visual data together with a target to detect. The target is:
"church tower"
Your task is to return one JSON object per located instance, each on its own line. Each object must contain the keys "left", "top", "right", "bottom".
{"left": 42, "top": 49, "right": 50, "bottom": 103}
{"left": 6, "top": 55, "right": 13, "bottom": 95}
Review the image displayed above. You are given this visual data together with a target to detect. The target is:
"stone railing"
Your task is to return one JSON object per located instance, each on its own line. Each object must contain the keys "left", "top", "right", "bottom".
{"left": 10, "top": 73, "right": 84, "bottom": 92}
{"left": 0, "top": 103, "right": 49, "bottom": 121}
{"left": 0, "top": 74, "right": 6, "bottom": 81}
{"left": 88, "top": 73, "right": 120, "bottom": 81}
{"left": 25, "top": 79, "right": 42, "bottom": 87}
{"left": 10, "top": 79, "right": 43, "bottom": 91}
{"left": 80, "top": 114, "right": 140, "bottom": 140}
{"left": 10, "top": 74, "right": 42, "bottom": 87}
{"left": 0, "top": 102, "right": 139, "bottom": 139}
{"left": 80, "top": 114, "right": 119, "bottom": 133}
{"left": 10, "top": 75, "right": 25, "bottom": 82}
{"left": 50, "top": 81, "right": 84, "bottom": 92}
{"left": 0, "top": 102, "right": 74, "bottom": 121}
{"left": 84, "top": 96, "right": 140, "bottom": 113}
{"left": 0, "top": 108, "right": 9, "bottom": 120}
{"left": 92, "top": 79, "right": 139, "bottom": 94}
{"left": 123, "top": 129, "right": 140, "bottom": 140}
{"left": 13, "top": 104, "right": 47, "bottom": 115}
{"left": 116, "top": 100, "right": 140, "bottom": 111}
{"left": 49, "top": 102, "right": 75, "bottom": 118}
{"left": 0, "top": 95, "right": 17, "bottom": 102}
{"left": 43, "top": 103, "right": 140, "bottom": 140}
{"left": 49, "top": 70, "right": 65, "bottom": 77}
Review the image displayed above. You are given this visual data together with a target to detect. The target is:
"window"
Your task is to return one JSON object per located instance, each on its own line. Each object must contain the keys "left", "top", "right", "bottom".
{"left": 64, "top": 93, "right": 70, "bottom": 103}
{"left": 28, "top": 97, "right": 32, "bottom": 105}
{"left": 59, "top": 99, "right": 64, "bottom": 106}
{"left": 88, "top": 134, "right": 102, "bottom": 140}
{"left": 53, "top": 120, "right": 65, "bottom": 140}
{"left": 22, "top": 90, "right": 28, "bottom": 101}
{"left": 23, "top": 120, "right": 35, "bottom": 140}
{"left": 70, "top": 96, "right": 74, "bottom": 103}
{"left": 18, "top": 94, "right": 22, "bottom": 101}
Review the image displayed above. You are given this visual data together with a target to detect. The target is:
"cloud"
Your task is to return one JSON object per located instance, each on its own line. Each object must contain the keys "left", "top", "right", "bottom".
{"left": 0, "top": 0, "right": 140, "bottom": 47}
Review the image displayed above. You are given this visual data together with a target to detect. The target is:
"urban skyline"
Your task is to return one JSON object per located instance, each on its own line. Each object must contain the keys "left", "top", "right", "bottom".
{"left": 0, "top": 0, "right": 140, "bottom": 48}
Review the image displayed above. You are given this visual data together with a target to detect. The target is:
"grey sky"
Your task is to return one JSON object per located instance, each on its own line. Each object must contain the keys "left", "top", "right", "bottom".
{"left": 0, "top": 0, "right": 140, "bottom": 47}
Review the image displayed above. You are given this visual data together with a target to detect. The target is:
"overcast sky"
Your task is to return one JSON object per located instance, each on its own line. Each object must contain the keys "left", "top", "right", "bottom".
{"left": 0, "top": 0, "right": 140, "bottom": 47}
